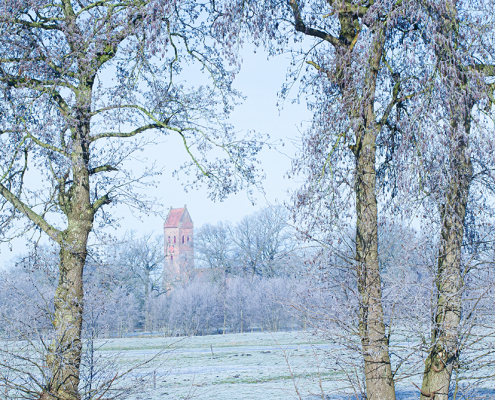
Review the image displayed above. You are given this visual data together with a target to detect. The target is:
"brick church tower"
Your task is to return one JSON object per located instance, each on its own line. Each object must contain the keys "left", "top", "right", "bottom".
{"left": 164, "top": 206, "right": 194, "bottom": 283}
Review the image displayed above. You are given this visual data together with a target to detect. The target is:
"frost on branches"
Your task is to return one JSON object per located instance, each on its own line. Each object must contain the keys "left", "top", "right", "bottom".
{"left": 0, "top": 0, "right": 264, "bottom": 398}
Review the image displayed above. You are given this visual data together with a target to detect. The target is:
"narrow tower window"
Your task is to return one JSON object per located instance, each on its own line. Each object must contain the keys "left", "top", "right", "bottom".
{"left": 182, "top": 236, "right": 184, "bottom": 244}
{"left": 168, "top": 236, "right": 170, "bottom": 243}
{"left": 187, "top": 236, "right": 189, "bottom": 243}
{"left": 174, "top": 236, "right": 176, "bottom": 244}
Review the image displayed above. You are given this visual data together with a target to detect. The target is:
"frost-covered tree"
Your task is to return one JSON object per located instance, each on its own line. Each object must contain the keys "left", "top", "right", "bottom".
{"left": 231, "top": 206, "right": 297, "bottom": 277}
{"left": 402, "top": 2, "right": 495, "bottom": 398}
{"left": 0, "top": 0, "right": 263, "bottom": 397}
{"left": 195, "top": 221, "right": 235, "bottom": 273}
{"left": 212, "top": 0, "right": 423, "bottom": 397}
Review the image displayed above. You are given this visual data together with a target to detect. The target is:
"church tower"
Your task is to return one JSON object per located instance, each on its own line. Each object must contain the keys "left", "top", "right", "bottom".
{"left": 164, "top": 205, "right": 194, "bottom": 283}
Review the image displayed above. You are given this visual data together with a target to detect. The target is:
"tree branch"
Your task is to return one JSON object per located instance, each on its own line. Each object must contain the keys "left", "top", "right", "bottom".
{"left": 92, "top": 193, "right": 111, "bottom": 213}
{"left": 288, "top": 0, "right": 341, "bottom": 48}
{"left": 6, "top": 18, "right": 61, "bottom": 31}
{"left": 306, "top": 60, "right": 332, "bottom": 80}
{"left": 0, "top": 72, "right": 73, "bottom": 116}
{"left": 89, "top": 165, "right": 118, "bottom": 175}
{"left": 27, "top": 132, "right": 66, "bottom": 155}
{"left": 378, "top": 83, "right": 427, "bottom": 128}
{"left": 90, "top": 104, "right": 178, "bottom": 141}
{"left": 0, "top": 183, "right": 62, "bottom": 243}
{"left": 90, "top": 123, "right": 162, "bottom": 141}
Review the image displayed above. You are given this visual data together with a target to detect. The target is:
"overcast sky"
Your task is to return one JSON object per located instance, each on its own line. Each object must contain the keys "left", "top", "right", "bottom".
{"left": 125, "top": 46, "right": 312, "bottom": 227}
{"left": 0, "top": 46, "right": 312, "bottom": 267}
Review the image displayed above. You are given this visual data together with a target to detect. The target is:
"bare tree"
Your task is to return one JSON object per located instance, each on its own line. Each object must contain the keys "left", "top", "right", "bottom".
{"left": 168, "top": 278, "right": 221, "bottom": 336}
{"left": 117, "top": 232, "right": 164, "bottom": 331}
{"left": 212, "top": 1, "right": 427, "bottom": 398}
{"left": 196, "top": 207, "right": 299, "bottom": 277}
{"left": 0, "top": 1, "right": 263, "bottom": 398}
{"left": 230, "top": 206, "right": 298, "bottom": 277}
{"left": 195, "top": 221, "right": 235, "bottom": 273}
{"left": 120, "top": 232, "right": 164, "bottom": 298}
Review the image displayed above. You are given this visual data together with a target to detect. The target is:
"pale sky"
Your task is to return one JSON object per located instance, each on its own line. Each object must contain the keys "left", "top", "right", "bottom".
{"left": 0, "top": 46, "right": 312, "bottom": 267}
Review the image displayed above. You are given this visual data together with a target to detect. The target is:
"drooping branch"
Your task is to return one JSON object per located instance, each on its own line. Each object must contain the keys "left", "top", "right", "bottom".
{"left": 179, "top": 131, "right": 209, "bottom": 177}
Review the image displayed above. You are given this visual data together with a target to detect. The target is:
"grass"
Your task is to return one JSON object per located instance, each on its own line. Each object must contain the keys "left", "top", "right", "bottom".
{"left": 90, "top": 331, "right": 345, "bottom": 400}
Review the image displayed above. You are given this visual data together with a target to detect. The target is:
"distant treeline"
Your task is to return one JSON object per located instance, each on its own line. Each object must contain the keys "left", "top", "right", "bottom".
{"left": 98, "top": 275, "right": 306, "bottom": 337}
{"left": 0, "top": 212, "right": 311, "bottom": 338}
{"left": 0, "top": 266, "right": 306, "bottom": 338}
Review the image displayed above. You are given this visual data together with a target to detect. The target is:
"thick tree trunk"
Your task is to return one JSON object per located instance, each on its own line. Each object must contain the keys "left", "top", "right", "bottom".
{"left": 47, "top": 233, "right": 89, "bottom": 400}
{"left": 419, "top": 3, "right": 473, "bottom": 393}
{"left": 45, "top": 119, "right": 95, "bottom": 399}
{"left": 420, "top": 127, "right": 472, "bottom": 400}
{"left": 350, "top": 23, "right": 396, "bottom": 400}
{"left": 355, "top": 127, "right": 396, "bottom": 400}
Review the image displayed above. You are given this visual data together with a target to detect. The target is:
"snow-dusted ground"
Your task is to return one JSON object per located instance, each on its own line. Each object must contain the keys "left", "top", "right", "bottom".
{"left": 95, "top": 331, "right": 350, "bottom": 399}
{"left": 91, "top": 332, "right": 495, "bottom": 400}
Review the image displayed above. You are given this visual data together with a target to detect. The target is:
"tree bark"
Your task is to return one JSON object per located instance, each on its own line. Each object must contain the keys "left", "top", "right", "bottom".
{"left": 419, "top": 1, "right": 475, "bottom": 396}
{"left": 45, "top": 110, "right": 95, "bottom": 399}
{"left": 420, "top": 123, "right": 472, "bottom": 400}
{"left": 355, "top": 126, "right": 396, "bottom": 400}
{"left": 48, "top": 232, "right": 89, "bottom": 400}
{"left": 351, "top": 24, "right": 396, "bottom": 400}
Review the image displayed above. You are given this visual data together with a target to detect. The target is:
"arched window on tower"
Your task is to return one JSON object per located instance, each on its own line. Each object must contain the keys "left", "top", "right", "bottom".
{"left": 168, "top": 236, "right": 170, "bottom": 243}
{"left": 182, "top": 236, "right": 184, "bottom": 244}
{"left": 174, "top": 236, "right": 176, "bottom": 244}
{"left": 187, "top": 236, "right": 189, "bottom": 243}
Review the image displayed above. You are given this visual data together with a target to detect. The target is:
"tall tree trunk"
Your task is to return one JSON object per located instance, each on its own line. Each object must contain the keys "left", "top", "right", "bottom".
{"left": 419, "top": 1, "right": 475, "bottom": 395}
{"left": 46, "top": 121, "right": 95, "bottom": 400}
{"left": 288, "top": 2, "right": 398, "bottom": 397}
{"left": 48, "top": 232, "right": 89, "bottom": 400}
{"left": 420, "top": 122, "right": 472, "bottom": 400}
{"left": 351, "top": 24, "right": 396, "bottom": 400}
{"left": 355, "top": 127, "right": 396, "bottom": 400}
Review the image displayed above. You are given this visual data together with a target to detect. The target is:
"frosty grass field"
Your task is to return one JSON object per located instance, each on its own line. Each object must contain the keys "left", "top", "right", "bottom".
{"left": 98, "top": 331, "right": 435, "bottom": 400}
{"left": 105, "top": 331, "right": 342, "bottom": 399}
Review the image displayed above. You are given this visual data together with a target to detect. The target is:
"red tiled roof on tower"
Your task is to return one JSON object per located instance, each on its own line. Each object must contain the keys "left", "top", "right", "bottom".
{"left": 164, "top": 206, "right": 194, "bottom": 228}
{"left": 164, "top": 208, "right": 184, "bottom": 228}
